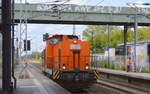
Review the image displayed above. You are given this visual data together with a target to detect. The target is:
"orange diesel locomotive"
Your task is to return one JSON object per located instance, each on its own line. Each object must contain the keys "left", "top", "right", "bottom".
{"left": 42, "top": 34, "right": 99, "bottom": 87}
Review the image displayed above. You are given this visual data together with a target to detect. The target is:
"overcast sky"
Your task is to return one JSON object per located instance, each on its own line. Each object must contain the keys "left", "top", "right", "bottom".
{"left": 15, "top": 0, "right": 150, "bottom": 53}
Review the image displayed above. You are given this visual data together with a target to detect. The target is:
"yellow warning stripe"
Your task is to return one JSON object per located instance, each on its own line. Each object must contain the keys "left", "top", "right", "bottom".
{"left": 56, "top": 71, "right": 60, "bottom": 79}
{"left": 96, "top": 70, "right": 100, "bottom": 78}
{"left": 95, "top": 70, "right": 99, "bottom": 75}
{"left": 53, "top": 71, "right": 58, "bottom": 76}
{"left": 53, "top": 70, "right": 58, "bottom": 79}
{"left": 94, "top": 71, "right": 99, "bottom": 79}
{"left": 53, "top": 70, "right": 60, "bottom": 79}
{"left": 94, "top": 70, "right": 99, "bottom": 79}
{"left": 56, "top": 75, "right": 60, "bottom": 79}
{"left": 54, "top": 71, "right": 59, "bottom": 79}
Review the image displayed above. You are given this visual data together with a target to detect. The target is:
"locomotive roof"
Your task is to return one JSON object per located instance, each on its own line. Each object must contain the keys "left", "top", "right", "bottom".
{"left": 49, "top": 35, "right": 78, "bottom": 39}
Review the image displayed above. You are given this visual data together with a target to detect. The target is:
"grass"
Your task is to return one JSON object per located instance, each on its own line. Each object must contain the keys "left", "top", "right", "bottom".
{"left": 121, "top": 64, "right": 125, "bottom": 71}
{"left": 143, "top": 70, "right": 150, "bottom": 73}
{"left": 97, "top": 61, "right": 108, "bottom": 68}
{"left": 98, "top": 61, "right": 126, "bottom": 71}
{"left": 19, "top": 74, "right": 30, "bottom": 79}
{"left": 98, "top": 61, "right": 150, "bottom": 73}
{"left": 110, "top": 63, "right": 115, "bottom": 69}
{"left": 30, "top": 59, "right": 42, "bottom": 63}
{"left": 138, "top": 67, "right": 150, "bottom": 73}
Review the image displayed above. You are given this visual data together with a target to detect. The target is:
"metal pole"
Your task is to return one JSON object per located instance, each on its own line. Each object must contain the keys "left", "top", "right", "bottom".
{"left": 2, "top": 0, "right": 12, "bottom": 93}
{"left": 11, "top": 0, "right": 17, "bottom": 89}
{"left": 124, "top": 25, "right": 128, "bottom": 64}
{"left": 19, "top": 0, "right": 28, "bottom": 65}
{"left": 134, "top": 14, "right": 138, "bottom": 72}
{"left": 19, "top": 0, "right": 22, "bottom": 64}
{"left": 73, "top": 25, "right": 76, "bottom": 35}
{"left": 25, "top": 1, "right": 28, "bottom": 64}
{"left": 107, "top": 25, "right": 110, "bottom": 68}
{"left": 90, "top": 31, "right": 94, "bottom": 67}
{"left": 91, "top": 31, "right": 94, "bottom": 54}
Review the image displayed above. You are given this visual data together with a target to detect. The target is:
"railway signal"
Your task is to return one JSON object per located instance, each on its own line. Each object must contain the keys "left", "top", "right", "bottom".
{"left": 24, "top": 40, "right": 31, "bottom": 51}
{"left": 43, "top": 33, "right": 49, "bottom": 41}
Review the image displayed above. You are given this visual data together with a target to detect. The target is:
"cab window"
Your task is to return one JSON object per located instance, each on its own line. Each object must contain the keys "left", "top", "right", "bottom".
{"left": 49, "top": 37, "right": 62, "bottom": 44}
{"left": 68, "top": 37, "right": 78, "bottom": 40}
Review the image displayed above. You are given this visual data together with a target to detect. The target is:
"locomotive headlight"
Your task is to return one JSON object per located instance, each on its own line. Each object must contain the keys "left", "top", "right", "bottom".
{"left": 85, "top": 65, "right": 89, "bottom": 70}
{"left": 62, "top": 64, "right": 66, "bottom": 70}
{"left": 74, "top": 40, "right": 77, "bottom": 43}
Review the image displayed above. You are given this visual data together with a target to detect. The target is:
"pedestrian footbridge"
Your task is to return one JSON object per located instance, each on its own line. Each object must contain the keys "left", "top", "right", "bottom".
{"left": 13, "top": 4, "right": 150, "bottom": 25}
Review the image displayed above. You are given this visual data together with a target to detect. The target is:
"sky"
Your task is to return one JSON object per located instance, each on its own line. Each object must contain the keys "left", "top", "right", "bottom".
{"left": 15, "top": 0, "right": 150, "bottom": 53}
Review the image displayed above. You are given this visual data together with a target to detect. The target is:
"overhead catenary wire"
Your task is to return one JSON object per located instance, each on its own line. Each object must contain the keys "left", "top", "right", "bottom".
{"left": 95, "top": 0, "right": 105, "bottom": 6}
{"left": 82, "top": 0, "right": 92, "bottom": 5}
{"left": 15, "top": 0, "right": 70, "bottom": 4}
{"left": 34, "top": 0, "right": 70, "bottom": 4}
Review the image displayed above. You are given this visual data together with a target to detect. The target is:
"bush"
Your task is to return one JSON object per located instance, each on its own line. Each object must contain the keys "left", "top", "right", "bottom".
{"left": 143, "top": 70, "right": 150, "bottom": 73}
{"left": 110, "top": 63, "right": 115, "bottom": 69}
{"left": 141, "top": 67, "right": 150, "bottom": 73}
{"left": 121, "top": 64, "right": 125, "bottom": 71}
{"left": 97, "top": 61, "right": 107, "bottom": 68}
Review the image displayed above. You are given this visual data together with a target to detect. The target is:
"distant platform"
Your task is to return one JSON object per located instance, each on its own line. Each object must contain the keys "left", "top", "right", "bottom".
{"left": 97, "top": 68, "right": 150, "bottom": 80}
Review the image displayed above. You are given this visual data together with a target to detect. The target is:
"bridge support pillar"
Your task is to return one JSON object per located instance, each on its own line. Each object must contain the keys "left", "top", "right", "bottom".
{"left": 2, "top": 0, "right": 12, "bottom": 93}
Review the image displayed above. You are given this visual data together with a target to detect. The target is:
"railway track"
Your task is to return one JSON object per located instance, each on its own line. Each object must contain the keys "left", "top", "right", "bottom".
{"left": 30, "top": 62, "right": 149, "bottom": 94}
{"left": 29, "top": 62, "right": 94, "bottom": 94}
{"left": 30, "top": 62, "right": 41, "bottom": 69}
{"left": 97, "top": 79, "right": 148, "bottom": 94}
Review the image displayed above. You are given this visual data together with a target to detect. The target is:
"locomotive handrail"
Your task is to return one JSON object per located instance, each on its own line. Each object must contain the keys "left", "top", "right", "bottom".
{"left": 44, "top": 55, "right": 100, "bottom": 69}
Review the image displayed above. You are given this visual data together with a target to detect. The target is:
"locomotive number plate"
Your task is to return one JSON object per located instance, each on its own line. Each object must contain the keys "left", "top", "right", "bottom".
{"left": 70, "top": 44, "right": 80, "bottom": 49}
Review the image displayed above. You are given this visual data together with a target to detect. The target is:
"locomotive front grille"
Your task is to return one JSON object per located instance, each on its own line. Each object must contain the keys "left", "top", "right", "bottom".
{"left": 60, "top": 71, "right": 96, "bottom": 81}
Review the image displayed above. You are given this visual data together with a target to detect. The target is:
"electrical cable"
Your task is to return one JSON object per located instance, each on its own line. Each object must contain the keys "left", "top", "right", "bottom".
{"left": 82, "top": 0, "right": 91, "bottom": 5}
{"left": 64, "top": 0, "right": 86, "bottom": 5}
{"left": 95, "top": 0, "right": 105, "bottom": 6}
{"left": 21, "top": 0, "right": 70, "bottom": 4}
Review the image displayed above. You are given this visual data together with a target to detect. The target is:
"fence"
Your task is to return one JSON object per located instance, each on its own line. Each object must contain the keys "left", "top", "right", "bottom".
{"left": 92, "top": 55, "right": 150, "bottom": 72}
{"left": 32, "top": 54, "right": 150, "bottom": 72}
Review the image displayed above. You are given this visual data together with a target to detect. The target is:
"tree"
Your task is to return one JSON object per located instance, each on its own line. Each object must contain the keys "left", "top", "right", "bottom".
{"left": 83, "top": 25, "right": 120, "bottom": 53}
{"left": 27, "top": 51, "right": 43, "bottom": 59}
{"left": 83, "top": 26, "right": 150, "bottom": 53}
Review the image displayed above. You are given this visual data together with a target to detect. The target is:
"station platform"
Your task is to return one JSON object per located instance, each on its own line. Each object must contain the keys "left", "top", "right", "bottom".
{"left": 13, "top": 64, "right": 70, "bottom": 94}
{"left": 97, "top": 68, "right": 150, "bottom": 80}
